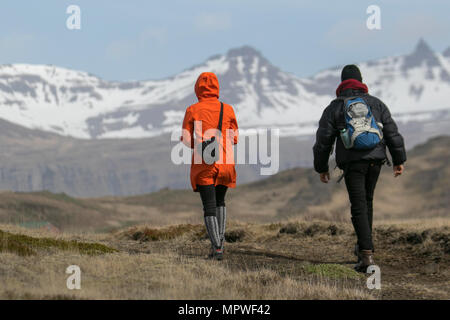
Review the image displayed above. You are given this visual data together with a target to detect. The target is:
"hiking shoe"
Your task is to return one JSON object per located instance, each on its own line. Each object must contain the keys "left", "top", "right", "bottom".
{"left": 208, "top": 247, "right": 223, "bottom": 261}
{"left": 354, "top": 249, "right": 375, "bottom": 273}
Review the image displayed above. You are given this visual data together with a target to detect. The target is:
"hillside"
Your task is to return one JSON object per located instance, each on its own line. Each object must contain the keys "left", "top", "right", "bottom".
{"left": 0, "top": 135, "right": 448, "bottom": 232}
{"left": 108, "top": 136, "right": 449, "bottom": 225}
{"left": 0, "top": 117, "right": 313, "bottom": 197}
{"left": 0, "top": 111, "right": 448, "bottom": 197}
{"left": 0, "top": 136, "right": 448, "bottom": 300}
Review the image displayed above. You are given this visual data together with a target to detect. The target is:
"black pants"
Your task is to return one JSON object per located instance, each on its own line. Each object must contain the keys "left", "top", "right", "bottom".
{"left": 344, "top": 161, "right": 381, "bottom": 251}
{"left": 197, "top": 184, "right": 228, "bottom": 217}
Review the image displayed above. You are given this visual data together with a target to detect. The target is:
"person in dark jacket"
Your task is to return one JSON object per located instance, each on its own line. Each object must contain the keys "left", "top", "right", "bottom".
{"left": 313, "top": 64, "right": 406, "bottom": 272}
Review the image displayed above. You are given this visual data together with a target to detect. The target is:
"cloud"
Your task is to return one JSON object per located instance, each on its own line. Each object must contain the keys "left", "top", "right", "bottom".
{"left": 193, "top": 12, "right": 232, "bottom": 32}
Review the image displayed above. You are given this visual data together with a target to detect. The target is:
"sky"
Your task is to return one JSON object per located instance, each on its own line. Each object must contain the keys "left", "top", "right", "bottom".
{"left": 0, "top": 0, "right": 449, "bottom": 81}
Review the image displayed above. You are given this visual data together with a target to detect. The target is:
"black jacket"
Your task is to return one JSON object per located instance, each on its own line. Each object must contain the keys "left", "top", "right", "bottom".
{"left": 313, "top": 88, "right": 407, "bottom": 173}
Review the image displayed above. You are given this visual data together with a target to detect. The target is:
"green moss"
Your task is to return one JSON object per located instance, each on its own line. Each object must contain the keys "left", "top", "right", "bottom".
{"left": 0, "top": 229, "right": 117, "bottom": 256}
{"left": 303, "top": 263, "right": 363, "bottom": 280}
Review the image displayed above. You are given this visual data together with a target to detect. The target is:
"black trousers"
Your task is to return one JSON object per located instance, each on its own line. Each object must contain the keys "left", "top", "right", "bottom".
{"left": 197, "top": 184, "right": 228, "bottom": 217}
{"left": 344, "top": 161, "right": 382, "bottom": 251}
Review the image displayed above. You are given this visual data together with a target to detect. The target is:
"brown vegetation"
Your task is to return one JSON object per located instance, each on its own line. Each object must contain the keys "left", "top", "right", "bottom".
{"left": 0, "top": 136, "right": 448, "bottom": 299}
{"left": 0, "top": 217, "right": 448, "bottom": 300}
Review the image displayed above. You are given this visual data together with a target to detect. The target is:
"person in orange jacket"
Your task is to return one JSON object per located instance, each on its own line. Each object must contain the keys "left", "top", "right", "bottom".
{"left": 181, "top": 72, "right": 239, "bottom": 260}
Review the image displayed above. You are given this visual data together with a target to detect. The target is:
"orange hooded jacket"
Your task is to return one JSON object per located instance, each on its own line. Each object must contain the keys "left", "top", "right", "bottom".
{"left": 181, "top": 72, "right": 239, "bottom": 191}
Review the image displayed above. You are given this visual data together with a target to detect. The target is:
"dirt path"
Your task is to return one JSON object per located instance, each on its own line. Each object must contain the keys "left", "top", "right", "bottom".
{"left": 112, "top": 231, "right": 449, "bottom": 300}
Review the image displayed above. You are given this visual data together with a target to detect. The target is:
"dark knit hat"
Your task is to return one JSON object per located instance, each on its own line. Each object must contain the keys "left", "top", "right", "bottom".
{"left": 341, "top": 64, "right": 362, "bottom": 82}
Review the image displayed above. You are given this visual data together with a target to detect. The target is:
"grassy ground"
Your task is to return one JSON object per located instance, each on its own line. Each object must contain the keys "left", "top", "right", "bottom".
{"left": 0, "top": 217, "right": 448, "bottom": 300}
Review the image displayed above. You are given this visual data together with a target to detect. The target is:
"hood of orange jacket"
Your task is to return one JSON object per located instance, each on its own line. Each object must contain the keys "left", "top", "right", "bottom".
{"left": 195, "top": 72, "right": 219, "bottom": 101}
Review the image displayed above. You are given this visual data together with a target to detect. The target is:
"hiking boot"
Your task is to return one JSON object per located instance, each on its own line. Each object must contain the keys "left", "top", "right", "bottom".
{"left": 216, "top": 206, "right": 226, "bottom": 252}
{"left": 204, "top": 216, "right": 221, "bottom": 249}
{"left": 354, "top": 249, "right": 375, "bottom": 273}
{"left": 208, "top": 247, "right": 223, "bottom": 261}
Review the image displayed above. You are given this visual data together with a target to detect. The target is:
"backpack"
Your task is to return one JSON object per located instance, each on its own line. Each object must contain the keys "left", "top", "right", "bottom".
{"left": 335, "top": 96, "right": 383, "bottom": 150}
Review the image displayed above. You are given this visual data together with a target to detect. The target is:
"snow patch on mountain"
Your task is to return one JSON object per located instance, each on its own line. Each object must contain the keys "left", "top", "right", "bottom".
{"left": 0, "top": 40, "right": 449, "bottom": 139}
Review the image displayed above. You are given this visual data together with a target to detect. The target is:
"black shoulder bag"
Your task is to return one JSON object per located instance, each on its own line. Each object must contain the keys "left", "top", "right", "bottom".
{"left": 200, "top": 102, "right": 223, "bottom": 164}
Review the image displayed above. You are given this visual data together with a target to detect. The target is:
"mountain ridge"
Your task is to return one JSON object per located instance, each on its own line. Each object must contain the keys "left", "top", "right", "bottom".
{"left": 1, "top": 39, "right": 449, "bottom": 139}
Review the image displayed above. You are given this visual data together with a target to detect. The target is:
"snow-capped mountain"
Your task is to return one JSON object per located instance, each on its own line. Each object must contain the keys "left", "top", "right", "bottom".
{"left": 0, "top": 39, "right": 449, "bottom": 139}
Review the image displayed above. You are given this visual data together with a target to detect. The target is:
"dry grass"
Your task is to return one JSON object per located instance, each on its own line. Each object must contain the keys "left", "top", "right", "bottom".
{"left": 120, "top": 224, "right": 206, "bottom": 242}
{"left": 0, "top": 219, "right": 374, "bottom": 300}
{"left": 0, "top": 250, "right": 372, "bottom": 300}
{"left": 0, "top": 216, "right": 448, "bottom": 300}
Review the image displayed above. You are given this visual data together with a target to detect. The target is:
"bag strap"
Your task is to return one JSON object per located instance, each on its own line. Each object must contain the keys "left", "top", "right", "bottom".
{"left": 217, "top": 102, "right": 224, "bottom": 133}
{"left": 333, "top": 97, "right": 347, "bottom": 131}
